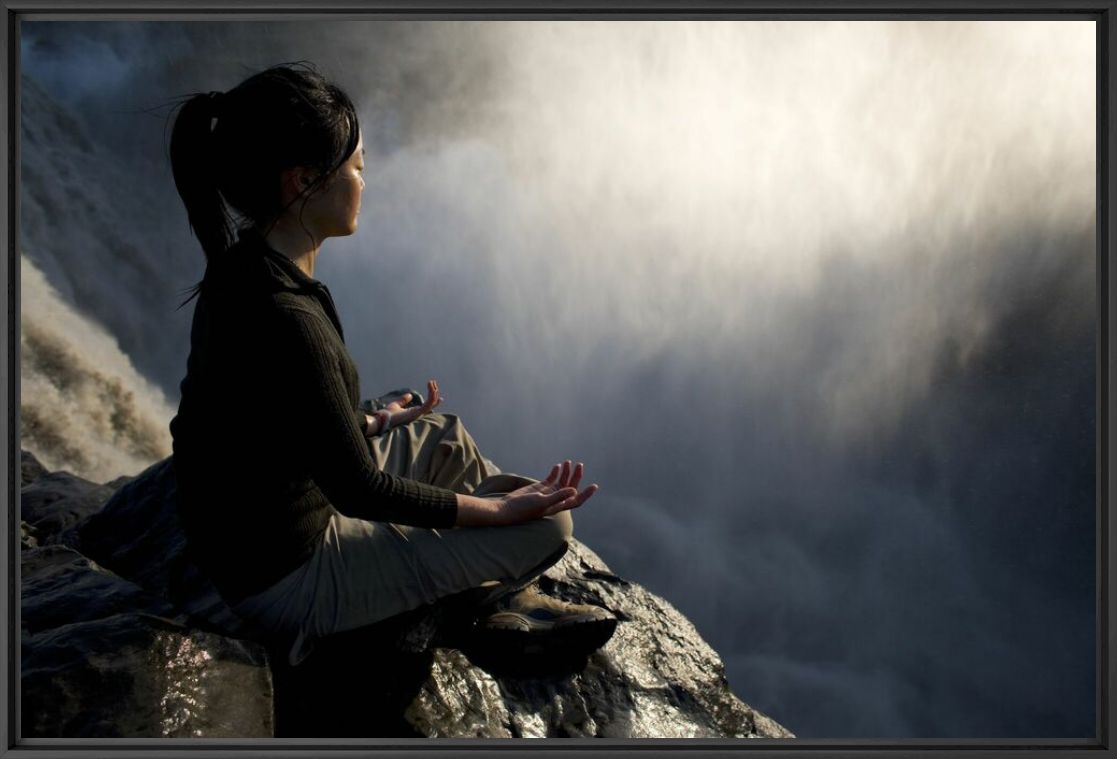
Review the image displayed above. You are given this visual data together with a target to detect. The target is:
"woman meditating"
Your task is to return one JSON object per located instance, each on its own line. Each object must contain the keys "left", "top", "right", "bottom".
{"left": 166, "top": 61, "right": 616, "bottom": 668}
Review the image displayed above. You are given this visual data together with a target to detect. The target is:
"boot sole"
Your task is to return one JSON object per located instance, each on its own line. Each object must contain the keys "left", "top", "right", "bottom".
{"left": 483, "top": 610, "right": 617, "bottom": 633}
{"left": 474, "top": 616, "right": 618, "bottom": 657}
{"left": 457, "top": 617, "right": 619, "bottom": 676}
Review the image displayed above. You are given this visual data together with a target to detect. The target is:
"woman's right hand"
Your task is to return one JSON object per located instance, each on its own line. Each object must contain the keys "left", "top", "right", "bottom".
{"left": 454, "top": 460, "right": 599, "bottom": 528}
{"left": 500, "top": 460, "right": 598, "bottom": 523}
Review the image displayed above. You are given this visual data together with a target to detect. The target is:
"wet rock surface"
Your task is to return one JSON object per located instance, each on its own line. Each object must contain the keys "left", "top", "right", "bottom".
{"left": 20, "top": 541, "right": 272, "bottom": 737}
{"left": 21, "top": 451, "right": 272, "bottom": 738}
{"left": 20, "top": 449, "right": 793, "bottom": 739}
{"left": 399, "top": 539, "right": 792, "bottom": 739}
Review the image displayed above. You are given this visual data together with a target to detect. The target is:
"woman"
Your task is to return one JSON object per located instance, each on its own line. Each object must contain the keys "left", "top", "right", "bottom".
{"left": 166, "top": 61, "right": 615, "bottom": 667}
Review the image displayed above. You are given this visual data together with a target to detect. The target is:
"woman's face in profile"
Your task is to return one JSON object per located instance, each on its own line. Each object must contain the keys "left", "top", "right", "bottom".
{"left": 306, "top": 128, "right": 365, "bottom": 239}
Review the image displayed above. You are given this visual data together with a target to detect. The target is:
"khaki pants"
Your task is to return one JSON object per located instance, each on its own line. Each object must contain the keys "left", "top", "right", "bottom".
{"left": 230, "top": 412, "right": 573, "bottom": 666}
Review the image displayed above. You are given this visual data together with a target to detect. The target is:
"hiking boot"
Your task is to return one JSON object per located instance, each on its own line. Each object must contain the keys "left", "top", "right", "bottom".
{"left": 479, "top": 583, "right": 618, "bottom": 650}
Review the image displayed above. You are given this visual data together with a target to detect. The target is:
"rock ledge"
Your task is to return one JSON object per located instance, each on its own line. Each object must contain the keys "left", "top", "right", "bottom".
{"left": 20, "top": 449, "right": 794, "bottom": 739}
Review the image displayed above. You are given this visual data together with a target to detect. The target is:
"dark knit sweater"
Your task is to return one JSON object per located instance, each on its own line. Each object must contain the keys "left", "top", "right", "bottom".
{"left": 169, "top": 227, "right": 459, "bottom": 606}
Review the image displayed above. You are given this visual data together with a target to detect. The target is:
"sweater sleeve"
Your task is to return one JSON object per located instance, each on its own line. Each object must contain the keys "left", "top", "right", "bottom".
{"left": 355, "top": 407, "right": 372, "bottom": 436}
{"left": 276, "top": 306, "right": 459, "bottom": 528}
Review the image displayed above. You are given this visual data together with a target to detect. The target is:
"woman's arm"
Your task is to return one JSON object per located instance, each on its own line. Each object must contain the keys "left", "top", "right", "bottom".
{"left": 276, "top": 306, "right": 598, "bottom": 529}
{"left": 276, "top": 306, "right": 458, "bottom": 528}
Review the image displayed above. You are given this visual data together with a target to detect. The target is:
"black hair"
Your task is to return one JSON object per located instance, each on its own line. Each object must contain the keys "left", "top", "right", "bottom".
{"left": 165, "top": 60, "right": 361, "bottom": 309}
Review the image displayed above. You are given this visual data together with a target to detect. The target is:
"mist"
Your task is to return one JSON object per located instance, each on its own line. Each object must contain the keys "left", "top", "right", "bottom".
{"left": 19, "top": 19, "right": 1096, "bottom": 737}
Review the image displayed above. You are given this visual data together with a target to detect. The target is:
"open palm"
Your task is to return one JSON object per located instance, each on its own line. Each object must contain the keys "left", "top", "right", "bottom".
{"left": 385, "top": 379, "right": 443, "bottom": 425}
{"left": 500, "top": 460, "right": 599, "bottom": 522}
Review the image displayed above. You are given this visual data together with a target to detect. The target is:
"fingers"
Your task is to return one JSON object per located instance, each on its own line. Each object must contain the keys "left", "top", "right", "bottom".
{"left": 542, "top": 460, "right": 588, "bottom": 491}
{"left": 545, "top": 483, "right": 599, "bottom": 515}
{"left": 571, "top": 483, "right": 598, "bottom": 507}
{"left": 542, "top": 463, "right": 562, "bottom": 487}
{"left": 545, "top": 460, "right": 572, "bottom": 487}
{"left": 426, "top": 379, "right": 443, "bottom": 411}
{"left": 569, "top": 462, "right": 584, "bottom": 489}
{"left": 559, "top": 461, "right": 585, "bottom": 490}
{"left": 539, "top": 487, "right": 577, "bottom": 511}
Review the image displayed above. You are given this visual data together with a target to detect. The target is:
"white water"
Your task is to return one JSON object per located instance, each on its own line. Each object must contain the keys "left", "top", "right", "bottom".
{"left": 20, "top": 252, "right": 174, "bottom": 482}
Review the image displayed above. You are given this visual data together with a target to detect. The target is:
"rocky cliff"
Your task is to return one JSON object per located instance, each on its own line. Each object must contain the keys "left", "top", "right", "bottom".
{"left": 20, "top": 449, "right": 793, "bottom": 739}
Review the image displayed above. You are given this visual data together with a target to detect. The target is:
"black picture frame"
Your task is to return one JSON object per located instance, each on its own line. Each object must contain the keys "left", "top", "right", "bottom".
{"left": 3, "top": 1, "right": 1112, "bottom": 757}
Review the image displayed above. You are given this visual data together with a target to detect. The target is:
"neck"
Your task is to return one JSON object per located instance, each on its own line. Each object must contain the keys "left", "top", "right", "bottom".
{"left": 256, "top": 220, "right": 322, "bottom": 279}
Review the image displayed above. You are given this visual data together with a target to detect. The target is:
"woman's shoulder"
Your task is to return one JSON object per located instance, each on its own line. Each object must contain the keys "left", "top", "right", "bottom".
{"left": 266, "top": 292, "right": 326, "bottom": 321}
{"left": 267, "top": 293, "right": 338, "bottom": 338}
{"left": 204, "top": 244, "right": 317, "bottom": 304}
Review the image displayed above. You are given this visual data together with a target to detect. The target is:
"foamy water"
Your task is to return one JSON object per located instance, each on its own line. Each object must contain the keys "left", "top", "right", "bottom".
{"left": 20, "top": 252, "right": 174, "bottom": 482}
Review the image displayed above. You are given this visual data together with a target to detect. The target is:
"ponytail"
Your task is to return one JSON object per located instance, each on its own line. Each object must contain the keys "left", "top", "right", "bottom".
{"left": 169, "top": 90, "right": 233, "bottom": 309}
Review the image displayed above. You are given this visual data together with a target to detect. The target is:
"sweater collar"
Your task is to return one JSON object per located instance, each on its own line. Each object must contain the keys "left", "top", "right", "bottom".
{"left": 233, "top": 227, "right": 346, "bottom": 342}
{"left": 236, "top": 227, "right": 323, "bottom": 294}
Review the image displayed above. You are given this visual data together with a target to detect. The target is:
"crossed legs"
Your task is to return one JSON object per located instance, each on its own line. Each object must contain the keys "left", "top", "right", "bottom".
{"left": 232, "top": 412, "right": 574, "bottom": 664}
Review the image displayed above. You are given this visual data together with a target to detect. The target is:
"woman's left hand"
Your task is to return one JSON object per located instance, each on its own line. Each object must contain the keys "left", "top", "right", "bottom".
{"left": 363, "top": 379, "right": 443, "bottom": 436}
{"left": 383, "top": 379, "right": 443, "bottom": 430}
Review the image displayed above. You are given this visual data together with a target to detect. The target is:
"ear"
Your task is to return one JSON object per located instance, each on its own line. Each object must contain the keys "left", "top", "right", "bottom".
{"left": 280, "top": 166, "right": 317, "bottom": 202}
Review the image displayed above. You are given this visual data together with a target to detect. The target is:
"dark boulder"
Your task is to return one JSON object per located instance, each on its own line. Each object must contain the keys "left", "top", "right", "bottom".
{"left": 21, "top": 544, "right": 272, "bottom": 738}
{"left": 21, "top": 469, "right": 117, "bottom": 542}
{"left": 59, "top": 456, "right": 254, "bottom": 638}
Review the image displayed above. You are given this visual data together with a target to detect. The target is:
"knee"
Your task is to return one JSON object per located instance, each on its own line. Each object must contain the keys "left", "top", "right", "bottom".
{"left": 512, "top": 509, "right": 573, "bottom": 580}
{"left": 421, "top": 411, "right": 456, "bottom": 430}
{"left": 543, "top": 508, "right": 574, "bottom": 545}
{"left": 518, "top": 508, "right": 574, "bottom": 563}
{"left": 428, "top": 412, "right": 477, "bottom": 445}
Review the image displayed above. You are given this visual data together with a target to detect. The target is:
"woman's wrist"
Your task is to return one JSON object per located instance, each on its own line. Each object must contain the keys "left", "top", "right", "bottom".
{"left": 371, "top": 409, "right": 392, "bottom": 435}
{"left": 453, "top": 493, "right": 505, "bottom": 528}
